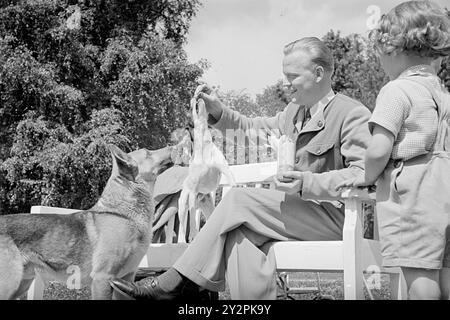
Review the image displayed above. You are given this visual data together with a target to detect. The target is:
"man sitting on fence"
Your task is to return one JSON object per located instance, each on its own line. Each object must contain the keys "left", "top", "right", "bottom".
{"left": 110, "top": 37, "right": 373, "bottom": 300}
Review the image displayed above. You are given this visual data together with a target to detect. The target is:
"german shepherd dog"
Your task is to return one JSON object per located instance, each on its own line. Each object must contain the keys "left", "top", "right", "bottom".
{"left": 0, "top": 144, "right": 172, "bottom": 300}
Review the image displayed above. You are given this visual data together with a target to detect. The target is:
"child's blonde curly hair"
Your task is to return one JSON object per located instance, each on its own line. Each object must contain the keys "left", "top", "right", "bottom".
{"left": 370, "top": 1, "right": 450, "bottom": 59}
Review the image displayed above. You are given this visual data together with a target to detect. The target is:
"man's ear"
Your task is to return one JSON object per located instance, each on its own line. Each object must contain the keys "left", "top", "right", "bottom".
{"left": 108, "top": 144, "right": 139, "bottom": 182}
{"left": 315, "top": 66, "right": 325, "bottom": 83}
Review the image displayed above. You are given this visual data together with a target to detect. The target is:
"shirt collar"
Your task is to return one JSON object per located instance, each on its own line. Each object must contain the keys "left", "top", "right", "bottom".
{"left": 295, "top": 89, "right": 335, "bottom": 133}
{"left": 309, "top": 89, "right": 335, "bottom": 118}
{"left": 397, "top": 64, "right": 437, "bottom": 79}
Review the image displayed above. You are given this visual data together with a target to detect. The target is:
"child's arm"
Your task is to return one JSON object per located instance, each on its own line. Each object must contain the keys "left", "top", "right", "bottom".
{"left": 363, "top": 124, "right": 395, "bottom": 185}
{"left": 335, "top": 123, "right": 395, "bottom": 189}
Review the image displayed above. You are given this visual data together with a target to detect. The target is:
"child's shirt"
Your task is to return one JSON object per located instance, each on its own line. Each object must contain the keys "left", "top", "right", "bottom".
{"left": 369, "top": 65, "right": 440, "bottom": 161}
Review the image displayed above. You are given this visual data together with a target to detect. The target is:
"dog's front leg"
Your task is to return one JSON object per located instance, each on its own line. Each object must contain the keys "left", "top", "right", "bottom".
{"left": 91, "top": 274, "right": 114, "bottom": 300}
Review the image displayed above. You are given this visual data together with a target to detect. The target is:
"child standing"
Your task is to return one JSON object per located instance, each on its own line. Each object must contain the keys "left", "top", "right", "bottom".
{"left": 337, "top": 1, "right": 450, "bottom": 299}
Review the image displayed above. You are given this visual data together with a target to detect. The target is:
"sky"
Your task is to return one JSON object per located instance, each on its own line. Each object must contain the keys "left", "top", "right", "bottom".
{"left": 184, "top": 0, "right": 449, "bottom": 97}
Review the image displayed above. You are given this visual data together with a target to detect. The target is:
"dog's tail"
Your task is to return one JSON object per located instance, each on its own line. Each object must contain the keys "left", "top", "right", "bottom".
{"left": 0, "top": 235, "right": 24, "bottom": 299}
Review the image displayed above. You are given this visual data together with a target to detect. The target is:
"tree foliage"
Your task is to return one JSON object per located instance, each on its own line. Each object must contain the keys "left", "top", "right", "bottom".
{"left": 323, "top": 30, "right": 389, "bottom": 110}
{"left": 104, "top": 32, "right": 207, "bottom": 148}
{"left": 1, "top": 2, "right": 448, "bottom": 215}
{"left": 0, "top": 0, "right": 203, "bottom": 214}
{"left": 1, "top": 109, "right": 129, "bottom": 212}
{"left": 438, "top": 56, "right": 450, "bottom": 90}
{"left": 219, "top": 81, "right": 290, "bottom": 119}
{"left": 255, "top": 80, "right": 291, "bottom": 117}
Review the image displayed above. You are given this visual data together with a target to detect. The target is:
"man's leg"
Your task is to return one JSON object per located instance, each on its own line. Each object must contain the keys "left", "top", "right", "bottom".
{"left": 111, "top": 187, "right": 344, "bottom": 299}
{"left": 174, "top": 188, "right": 344, "bottom": 295}
{"left": 224, "top": 226, "right": 278, "bottom": 299}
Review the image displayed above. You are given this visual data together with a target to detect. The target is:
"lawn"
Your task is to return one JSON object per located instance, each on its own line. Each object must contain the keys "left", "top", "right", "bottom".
{"left": 40, "top": 272, "right": 392, "bottom": 300}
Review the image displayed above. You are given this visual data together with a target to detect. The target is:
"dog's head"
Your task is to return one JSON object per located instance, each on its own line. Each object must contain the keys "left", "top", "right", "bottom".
{"left": 108, "top": 144, "right": 173, "bottom": 186}
{"left": 128, "top": 146, "right": 173, "bottom": 182}
{"left": 170, "top": 128, "right": 192, "bottom": 166}
{"left": 93, "top": 145, "right": 173, "bottom": 219}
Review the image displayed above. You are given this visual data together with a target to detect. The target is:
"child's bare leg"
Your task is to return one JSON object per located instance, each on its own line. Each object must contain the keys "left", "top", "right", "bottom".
{"left": 402, "top": 267, "right": 440, "bottom": 300}
{"left": 439, "top": 268, "right": 450, "bottom": 300}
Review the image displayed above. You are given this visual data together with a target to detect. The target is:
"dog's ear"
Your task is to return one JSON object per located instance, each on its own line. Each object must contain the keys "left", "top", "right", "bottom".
{"left": 108, "top": 144, "right": 139, "bottom": 182}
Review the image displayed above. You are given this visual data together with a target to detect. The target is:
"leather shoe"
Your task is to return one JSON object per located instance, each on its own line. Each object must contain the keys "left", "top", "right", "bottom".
{"left": 110, "top": 277, "right": 179, "bottom": 300}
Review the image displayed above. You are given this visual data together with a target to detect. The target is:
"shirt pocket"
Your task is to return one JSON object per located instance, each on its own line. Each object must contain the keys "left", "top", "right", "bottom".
{"left": 303, "top": 142, "right": 335, "bottom": 172}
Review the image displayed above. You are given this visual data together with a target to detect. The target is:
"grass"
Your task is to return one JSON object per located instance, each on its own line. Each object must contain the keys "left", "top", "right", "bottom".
{"left": 41, "top": 272, "right": 392, "bottom": 300}
{"left": 275, "top": 272, "right": 392, "bottom": 300}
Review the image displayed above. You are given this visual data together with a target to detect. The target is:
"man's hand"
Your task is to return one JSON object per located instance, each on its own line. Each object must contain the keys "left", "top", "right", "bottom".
{"left": 273, "top": 171, "right": 305, "bottom": 195}
{"left": 195, "top": 84, "right": 225, "bottom": 121}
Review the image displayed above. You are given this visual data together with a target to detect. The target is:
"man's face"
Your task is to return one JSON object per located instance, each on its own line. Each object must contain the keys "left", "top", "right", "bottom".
{"left": 282, "top": 50, "right": 319, "bottom": 106}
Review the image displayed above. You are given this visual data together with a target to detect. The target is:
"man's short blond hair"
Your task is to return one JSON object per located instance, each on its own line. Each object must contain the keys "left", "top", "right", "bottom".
{"left": 284, "top": 37, "right": 335, "bottom": 74}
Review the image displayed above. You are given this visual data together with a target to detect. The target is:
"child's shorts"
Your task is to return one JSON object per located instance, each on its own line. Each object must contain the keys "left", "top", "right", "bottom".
{"left": 376, "top": 155, "right": 450, "bottom": 269}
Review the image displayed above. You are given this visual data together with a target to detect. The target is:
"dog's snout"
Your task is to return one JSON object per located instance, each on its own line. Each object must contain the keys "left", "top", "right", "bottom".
{"left": 153, "top": 146, "right": 174, "bottom": 175}
{"left": 160, "top": 146, "right": 174, "bottom": 162}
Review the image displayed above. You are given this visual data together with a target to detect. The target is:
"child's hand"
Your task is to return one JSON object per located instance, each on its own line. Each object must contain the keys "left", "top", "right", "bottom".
{"left": 335, "top": 172, "right": 374, "bottom": 191}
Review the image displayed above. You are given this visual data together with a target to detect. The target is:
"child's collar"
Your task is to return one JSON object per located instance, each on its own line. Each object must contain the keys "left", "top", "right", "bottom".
{"left": 397, "top": 64, "right": 436, "bottom": 79}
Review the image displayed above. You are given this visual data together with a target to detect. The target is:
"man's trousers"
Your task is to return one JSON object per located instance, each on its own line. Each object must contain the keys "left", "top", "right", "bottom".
{"left": 173, "top": 187, "right": 345, "bottom": 299}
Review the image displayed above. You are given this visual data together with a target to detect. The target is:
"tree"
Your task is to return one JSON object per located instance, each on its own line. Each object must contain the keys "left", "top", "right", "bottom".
{"left": 324, "top": 29, "right": 449, "bottom": 109}
{"left": 1, "top": 109, "right": 129, "bottom": 212}
{"left": 323, "top": 30, "right": 389, "bottom": 110}
{"left": 254, "top": 80, "right": 290, "bottom": 117}
{"left": 219, "top": 89, "right": 257, "bottom": 116}
{"left": 439, "top": 8, "right": 450, "bottom": 91}
{"left": 104, "top": 31, "right": 206, "bottom": 149}
{"left": 0, "top": 0, "right": 204, "bottom": 214}
{"left": 438, "top": 56, "right": 450, "bottom": 91}
{"left": 218, "top": 81, "right": 291, "bottom": 119}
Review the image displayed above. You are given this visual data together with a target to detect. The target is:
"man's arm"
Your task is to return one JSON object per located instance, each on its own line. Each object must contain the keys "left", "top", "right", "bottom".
{"left": 301, "top": 105, "right": 372, "bottom": 200}
{"left": 211, "top": 105, "right": 287, "bottom": 133}
{"left": 199, "top": 90, "right": 288, "bottom": 134}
